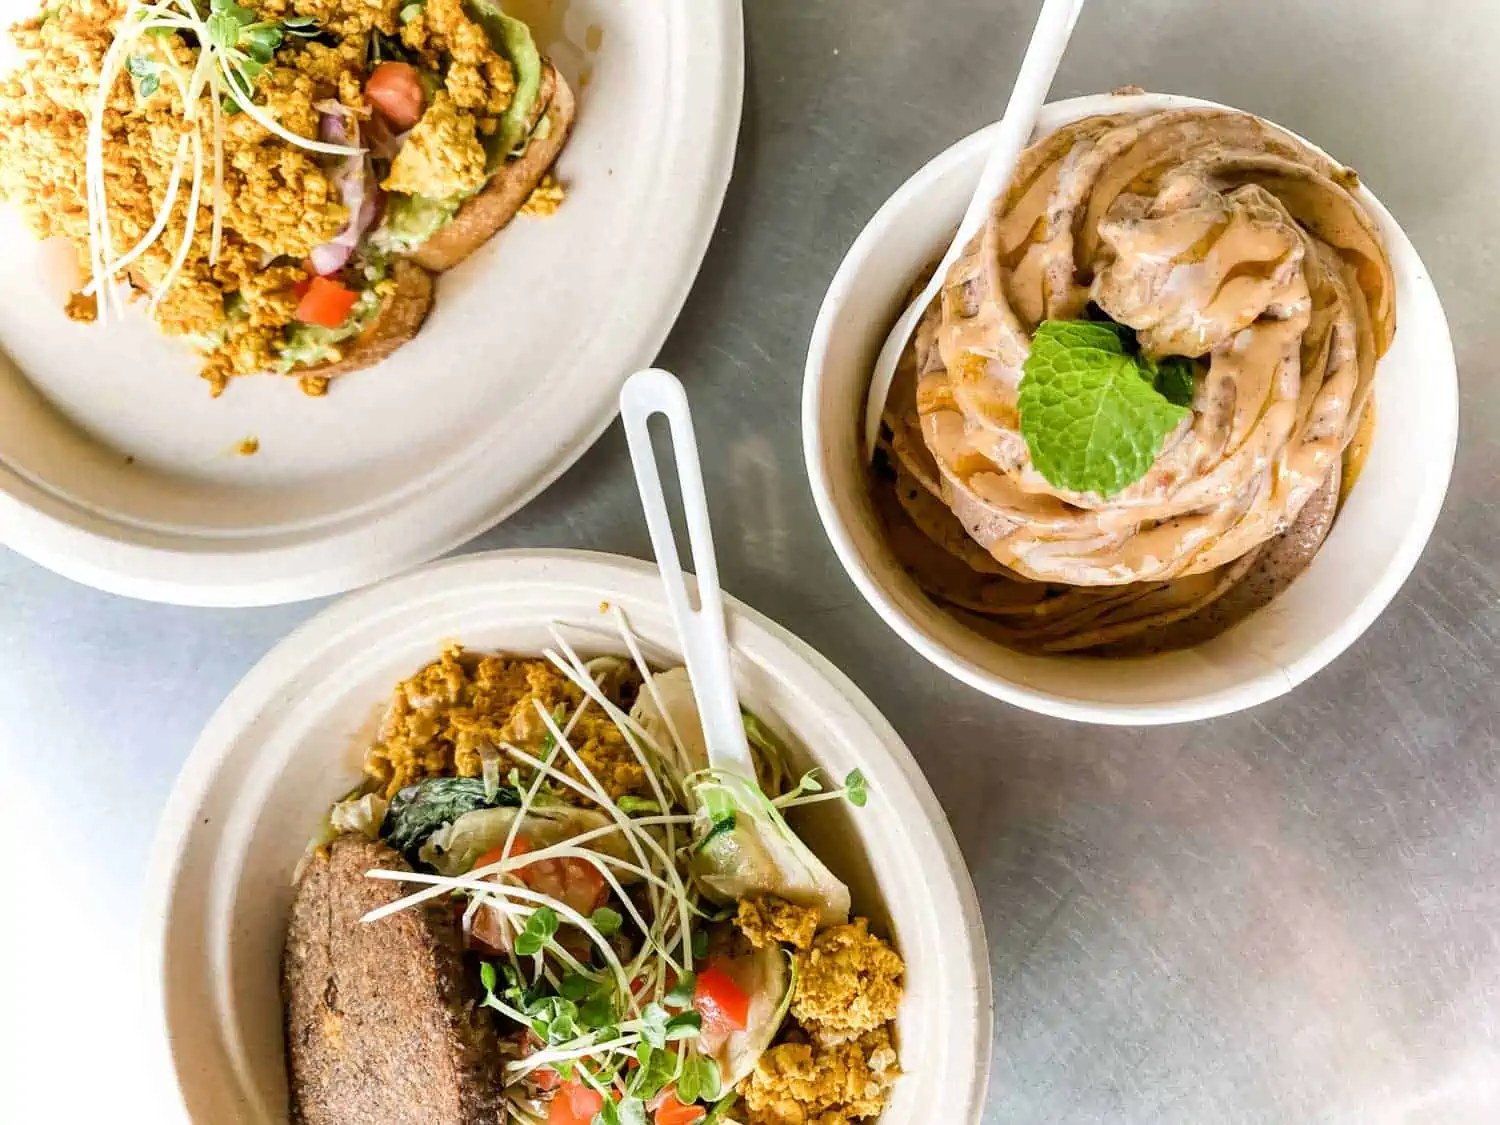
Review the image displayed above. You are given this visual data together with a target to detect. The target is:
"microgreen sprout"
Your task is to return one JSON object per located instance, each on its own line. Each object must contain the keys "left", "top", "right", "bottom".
{"left": 589, "top": 907, "right": 623, "bottom": 937}
{"left": 515, "top": 906, "right": 559, "bottom": 956}
{"left": 772, "top": 767, "right": 869, "bottom": 810}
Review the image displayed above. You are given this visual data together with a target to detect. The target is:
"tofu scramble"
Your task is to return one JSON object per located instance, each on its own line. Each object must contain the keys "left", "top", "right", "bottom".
{"left": 298, "top": 627, "right": 905, "bottom": 1125}
{"left": 0, "top": 0, "right": 563, "bottom": 395}
{"left": 366, "top": 647, "right": 651, "bottom": 806}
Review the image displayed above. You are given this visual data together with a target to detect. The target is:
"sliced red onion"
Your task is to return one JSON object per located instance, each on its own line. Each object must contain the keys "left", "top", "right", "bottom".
{"left": 364, "top": 112, "right": 412, "bottom": 161}
{"left": 309, "top": 109, "right": 382, "bottom": 276}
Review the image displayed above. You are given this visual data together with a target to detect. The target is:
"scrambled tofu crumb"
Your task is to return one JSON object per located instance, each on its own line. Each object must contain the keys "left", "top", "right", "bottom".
{"left": 236, "top": 437, "right": 260, "bottom": 456}
{"left": 65, "top": 291, "right": 98, "bottom": 323}
{"left": 383, "top": 91, "right": 489, "bottom": 198}
{"left": 790, "top": 919, "right": 904, "bottom": 1045}
{"left": 737, "top": 895, "right": 820, "bottom": 951}
{"left": 519, "top": 173, "right": 565, "bottom": 217}
{"left": 404, "top": 0, "right": 514, "bottom": 118}
{"left": 366, "top": 647, "right": 649, "bottom": 803}
{"left": 739, "top": 1026, "right": 901, "bottom": 1125}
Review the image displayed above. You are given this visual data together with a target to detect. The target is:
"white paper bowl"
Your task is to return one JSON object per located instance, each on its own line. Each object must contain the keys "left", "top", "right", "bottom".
{"left": 803, "top": 93, "right": 1458, "bottom": 726}
{"left": 144, "top": 550, "right": 991, "bottom": 1123}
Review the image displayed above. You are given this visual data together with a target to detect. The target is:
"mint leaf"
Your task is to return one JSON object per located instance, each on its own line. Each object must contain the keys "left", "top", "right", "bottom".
{"left": 1018, "top": 320, "right": 1191, "bottom": 497}
{"left": 1150, "top": 355, "right": 1197, "bottom": 407}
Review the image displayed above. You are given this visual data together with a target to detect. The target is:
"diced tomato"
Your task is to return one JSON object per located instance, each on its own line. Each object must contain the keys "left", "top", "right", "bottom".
{"left": 365, "top": 61, "right": 425, "bottom": 130}
{"left": 651, "top": 1090, "right": 706, "bottom": 1125}
{"left": 533, "top": 1066, "right": 562, "bottom": 1092}
{"left": 548, "top": 1081, "right": 606, "bottom": 1125}
{"left": 294, "top": 276, "right": 358, "bottom": 328}
{"left": 476, "top": 835, "right": 533, "bottom": 872}
{"left": 477, "top": 835, "right": 607, "bottom": 917}
{"left": 693, "top": 963, "right": 750, "bottom": 1037}
{"left": 292, "top": 277, "right": 312, "bottom": 300}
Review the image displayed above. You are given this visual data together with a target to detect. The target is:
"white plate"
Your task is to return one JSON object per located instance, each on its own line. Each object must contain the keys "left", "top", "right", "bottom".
{"left": 0, "top": 0, "right": 743, "bottom": 606}
{"left": 803, "top": 93, "right": 1459, "bottom": 724}
{"left": 144, "top": 549, "right": 992, "bottom": 1124}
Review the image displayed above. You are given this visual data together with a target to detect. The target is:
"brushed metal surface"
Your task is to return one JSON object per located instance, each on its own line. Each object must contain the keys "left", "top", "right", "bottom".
{"left": 1, "top": 1, "right": 1497, "bottom": 1121}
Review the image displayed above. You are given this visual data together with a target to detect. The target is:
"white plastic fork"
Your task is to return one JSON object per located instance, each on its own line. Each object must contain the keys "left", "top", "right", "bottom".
{"left": 620, "top": 368, "right": 759, "bottom": 781}
{"left": 860, "top": 0, "right": 1087, "bottom": 459}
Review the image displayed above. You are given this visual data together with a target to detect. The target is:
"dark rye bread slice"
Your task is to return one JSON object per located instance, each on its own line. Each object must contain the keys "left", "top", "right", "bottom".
{"left": 299, "top": 259, "right": 435, "bottom": 381}
{"left": 282, "top": 835, "right": 502, "bottom": 1125}
{"left": 408, "top": 62, "right": 576, "bottom": 272}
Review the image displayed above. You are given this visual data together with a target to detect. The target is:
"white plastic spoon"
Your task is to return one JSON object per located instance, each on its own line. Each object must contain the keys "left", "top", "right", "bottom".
{"left": 620, "top": 368, "right": 758, "bottom": 780}
{"left": 860, "top": 0, "right": 1087, "bottom": 459}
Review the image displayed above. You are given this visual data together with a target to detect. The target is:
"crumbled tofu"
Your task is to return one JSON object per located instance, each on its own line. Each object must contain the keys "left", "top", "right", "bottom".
{"left": 790, "top": 919, "right": 904, "bottom": 1044}
{"left": 739, "top": 1025, "right": 901, "bottom": 1125}
{"left": 519, "top": 173, "right": 565, "bottom": 217}
{"left": 365, "top": 646, "right": 648, "bottom": 804}
{"left": 737, "top": 895, "right": 820, "bottom": 951}
{"left": 383, "top": 91, "right": 488, "bottom": 198}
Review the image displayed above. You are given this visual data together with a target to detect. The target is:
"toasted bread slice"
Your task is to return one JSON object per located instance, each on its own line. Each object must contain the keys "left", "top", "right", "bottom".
{"left": 299, "top": 258, "right": 435, "bottom": 381}
{"left": 283, "top": 835, "right": 503, "bottom": 1125}
{"left": 408, "top": 63, "right": 576, "bottom": 272}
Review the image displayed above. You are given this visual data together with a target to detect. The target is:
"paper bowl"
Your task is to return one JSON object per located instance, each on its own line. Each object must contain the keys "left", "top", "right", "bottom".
{"left": 803, "top": 92, "right": 1458, "bottom": 726}
{"left": 144, "top": 550, "right": 991, "bottom": 1123}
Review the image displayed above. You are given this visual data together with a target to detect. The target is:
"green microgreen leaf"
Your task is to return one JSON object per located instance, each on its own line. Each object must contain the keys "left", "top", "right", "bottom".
{"left": 663, "top": 1010, "right": 702, "bottom": 1041}
{"left": 399, "top": 0, "right": 423, "bottom": 20}
{"left": 844, "top": 768, "right": 868, "bottom": 808}
{"left": 639, "top": 1002, "right": 668, "bottom": 1048}
{"left": 515, "top": 905, "right": 558, "bottom": 957}
{"left": 579, "top": 991, "right": 617, "bottom": 1030}
{"left": 691, "top": 930, "right": 709, "bottom": 960}
{"left": 206, "top": 10, "right": 242, "bottom": 49}
{"left": 626, "top": 1043, "right": 678, "bottom": 1101}
{"left": 663, "top": 971, "right": 696, "bottom": 1009}
{"left": 792, "top": 769, "right": 824, "bottom": 795}
{"left": 677, "top": 1054, "right": 721, "bottom": 1104}
{"left": 589, "top": 907, "right": 623, "bottom": 936}
{"left": 479, "top": 961, "right": 498, "bottom": 994}
{"left": 616, "top": 1097, "right": 647, "bottom": 1125}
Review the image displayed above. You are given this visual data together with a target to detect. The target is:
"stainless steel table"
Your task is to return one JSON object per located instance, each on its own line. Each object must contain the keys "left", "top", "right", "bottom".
{"left": 2, "top": 1, "right": 1497, "bottom": 1121}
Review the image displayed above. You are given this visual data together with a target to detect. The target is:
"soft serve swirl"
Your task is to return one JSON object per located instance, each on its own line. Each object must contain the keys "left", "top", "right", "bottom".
{"left": 915, "top": 107, "right": 1394, "bottom": 587}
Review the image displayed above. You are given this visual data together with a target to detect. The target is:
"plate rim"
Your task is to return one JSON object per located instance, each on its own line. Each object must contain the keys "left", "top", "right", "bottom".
{"left": 0, "top": 0, "right": 746, "bottom": 607}
{"left": 140, "top": 547, "right": 994, "bottom": 1123}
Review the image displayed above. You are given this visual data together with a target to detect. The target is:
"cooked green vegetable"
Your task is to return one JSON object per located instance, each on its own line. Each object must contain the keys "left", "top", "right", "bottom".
{"left": 381, "top": 775, "right": 521, "bottom": 859}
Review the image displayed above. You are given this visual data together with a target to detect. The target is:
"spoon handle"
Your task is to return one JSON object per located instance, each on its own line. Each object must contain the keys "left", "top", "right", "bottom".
{"left": 620, "top": 368, "right": 757, "bottom": 780}
{"left": 954, "top": 0, "right": 1086, "bottom": 262}
{"left": 862, "top": 0, "right": 1086, "bottom": 459}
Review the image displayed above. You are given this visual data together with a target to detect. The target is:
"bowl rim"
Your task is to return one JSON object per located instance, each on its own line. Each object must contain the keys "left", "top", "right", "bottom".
{"left": 802, "top": 91, "right": 1460, "bottom": 726}
{"left": 142, "top": 548, "right": 994, "bottom": 1122}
